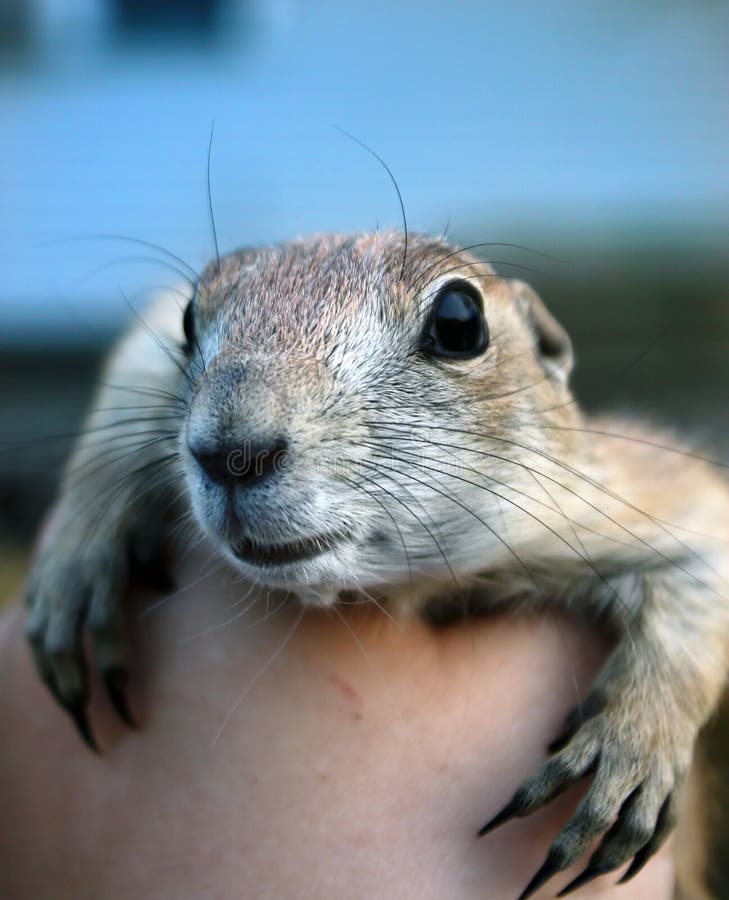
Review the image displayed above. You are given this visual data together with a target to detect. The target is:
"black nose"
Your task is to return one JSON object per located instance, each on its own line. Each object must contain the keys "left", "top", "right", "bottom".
{"left": 189, "top": 437, "right": 290, "bottom": 489}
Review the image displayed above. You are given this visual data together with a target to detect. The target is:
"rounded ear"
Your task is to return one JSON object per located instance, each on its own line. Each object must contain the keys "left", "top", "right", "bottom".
{"left": 510, "top": 279, "right": 573, "bottom": 382}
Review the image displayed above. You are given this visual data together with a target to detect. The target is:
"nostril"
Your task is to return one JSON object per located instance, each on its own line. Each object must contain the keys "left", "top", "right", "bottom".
{"left": 189, "top": 445, "right": 234, "bottom": 485}
{"left": 189, "top": 437, "right": 290, "bottom": 488}
{"left": 228, "top": 438, "right": 290, "bottom": 486}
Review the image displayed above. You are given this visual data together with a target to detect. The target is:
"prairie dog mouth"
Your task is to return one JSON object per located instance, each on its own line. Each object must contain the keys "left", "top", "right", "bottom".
{"left": 231, "top": 530, "right": 350, "bottom": 567}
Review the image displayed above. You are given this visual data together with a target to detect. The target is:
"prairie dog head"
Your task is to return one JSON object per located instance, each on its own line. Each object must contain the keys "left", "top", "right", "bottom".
{"left": 178, "top": 231, "right": 578, "bottom": 605}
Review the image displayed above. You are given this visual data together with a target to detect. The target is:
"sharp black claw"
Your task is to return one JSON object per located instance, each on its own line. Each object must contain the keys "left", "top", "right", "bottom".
{"left": 41, "top": 672, "right": 64, "bottom": 706}
{"left": 617, "top": 793, "right": 675, "bottom": 885}
{"left": 557, "top": 862, "right": 609, "bottom": 896}
{"left": 617, "top": 839, "right": 659, "bottom": 885}
{"left": 478, "top": 794, "right": 523, "bottom": 836}
{"left": 517, "top": 848, "right": 565, "bottom": 900}
{"left": 63, "top": 698, "right": 99, "bottom": 752}
{"left": 617, "top": 850, "right": 649, "bottom": 884}
{"left": 104, "top": 667, "right": 136, "bottom": 728}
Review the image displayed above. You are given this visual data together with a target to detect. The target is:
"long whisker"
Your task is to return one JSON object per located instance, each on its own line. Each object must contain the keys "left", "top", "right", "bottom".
{"left": 0, "top": 413, "right": 182, "bottom": 455}
{"left": 182, "top": 587, "right": 262, "bottom": 641}
{"left": 339, "top": 471, "right": 415, "bottom": 593}
{"left": 344, "top": 458, "right": 458, "bottom": 587}
{"left": 413, "top": 261, "right": 545, "bottom": 314}
{"left": 365, "top": 441, "right": 641, "bottom": 627}
{"left": 210, "top": 604, "right": 305, "bottom": 747}
{"left": 540, "top": 425, "right": 729, "bottom": 470}
{"left": 72, "top": 451, "right": 180, "bottom": 531}
{"left": 365, "top": 436, "right": 639, "bottom": 552}
{"left": 138, "top": 557, "right": 228, "bottom": 619}
{"left": 374, "top": 441, "right": 652, "bottom": 642}
{"left": 335, "top": 128, "right": 408, "bottom": 281}
{"left": 39, "top": 233, "right": 200, "bottom": 281}
{"left": 333, "top": 604, "right": 381, "bottom": 663}
{"left": 63, "top": 433, "right": 179, "bottom": 492}
{"left": 370, "top": 420, "right": 727, "bottom": 595}
{"left": 408, "top": 241, "right": 568, "bottom": 293}
{"left": 118, "top": 288, "right": 194, "bottom": 390}
{"left": 78, "top": 254, "right": 196, "bottom": 290}
{"left": 96, "top": 380, "right": 187, "bottom": 406}
{"left": 207, "top": 120, "right": 221, "bottom": 271}
{"left": 356, "top": 584, "right": 402, "bottom": 630}
{"left": 366, "top": 450, "right": 541, "bottom": 596}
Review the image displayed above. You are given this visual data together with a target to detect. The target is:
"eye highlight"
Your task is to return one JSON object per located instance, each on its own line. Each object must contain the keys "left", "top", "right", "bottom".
{"left": 182, "top": 300, "right": 196, "bottom": 354}
{"left": 421, "top": 281, "right": 489, "bottom": 359}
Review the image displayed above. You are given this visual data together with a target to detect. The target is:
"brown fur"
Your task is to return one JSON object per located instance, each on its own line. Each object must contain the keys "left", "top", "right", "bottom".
{"left": 25, "top": 232, "right": 729, "bottom": 896}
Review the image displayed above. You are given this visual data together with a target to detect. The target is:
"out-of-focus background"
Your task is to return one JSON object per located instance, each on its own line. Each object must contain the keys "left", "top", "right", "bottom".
{"left": 0, "top": 0, "right": 727, "bottom": 888}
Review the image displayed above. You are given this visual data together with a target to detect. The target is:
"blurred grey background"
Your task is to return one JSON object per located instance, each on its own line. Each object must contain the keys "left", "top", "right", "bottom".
{"left": 0, "top": 0, "right": 728, "bottom": 890}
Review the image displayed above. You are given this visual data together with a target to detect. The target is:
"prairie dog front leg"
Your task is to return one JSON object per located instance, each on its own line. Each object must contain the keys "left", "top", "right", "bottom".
{"left": 482, "top": 563, "right": 729, "bottom": 897}
{"left": 25, "top": 292, "right": 189, "bottom": 747}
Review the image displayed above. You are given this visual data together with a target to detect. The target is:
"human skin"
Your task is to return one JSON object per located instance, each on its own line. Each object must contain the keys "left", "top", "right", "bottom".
{"left": 0, "top": 546, "right": 674, "bottom": 899}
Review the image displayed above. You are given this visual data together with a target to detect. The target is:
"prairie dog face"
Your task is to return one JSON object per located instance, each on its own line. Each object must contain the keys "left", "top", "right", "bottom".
{"left": 180, "top": 231, "right": 577, "bottom": 604}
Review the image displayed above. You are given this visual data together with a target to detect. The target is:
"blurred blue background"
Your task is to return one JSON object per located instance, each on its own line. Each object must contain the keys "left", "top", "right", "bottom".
{"left": 1, "top": 0, "right": 727, "bottom": 341}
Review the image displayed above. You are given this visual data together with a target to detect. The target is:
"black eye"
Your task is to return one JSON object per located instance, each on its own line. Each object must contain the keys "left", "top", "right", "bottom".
{"left": 422, "top": 281, "right": 489, "bottom": 359}
{"left": 182, "top": 300, "right": 195, "bottom": 354}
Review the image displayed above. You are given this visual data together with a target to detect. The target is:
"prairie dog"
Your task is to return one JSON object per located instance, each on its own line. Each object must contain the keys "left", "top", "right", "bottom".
{"left": 25, "top": 232, "right": 729, "bottom": 898}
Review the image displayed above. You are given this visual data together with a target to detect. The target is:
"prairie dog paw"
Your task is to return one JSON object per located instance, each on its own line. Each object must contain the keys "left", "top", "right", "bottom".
{"left": 479, "top": 692, "right": 689, "bottom": 898}
{"left": 25, "top": 536, "right": 133, "bottom": 749}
